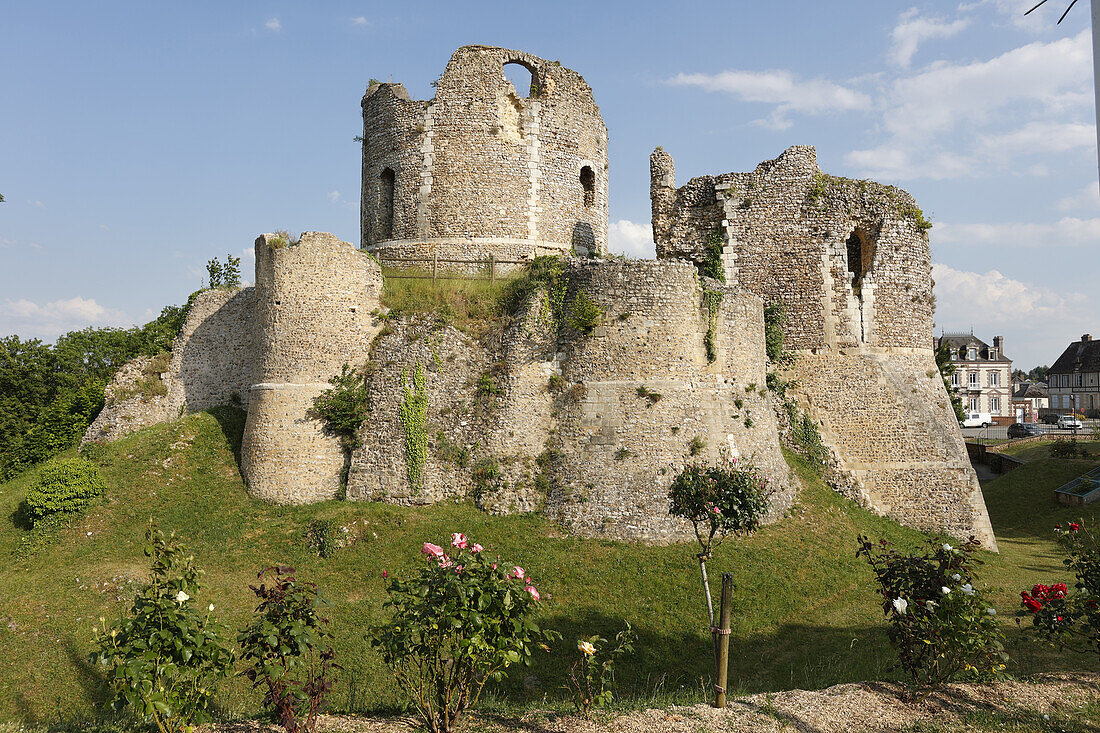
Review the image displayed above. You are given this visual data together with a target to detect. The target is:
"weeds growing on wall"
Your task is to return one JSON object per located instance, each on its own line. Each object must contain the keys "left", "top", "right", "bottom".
{"left": 900, "top": 206, "right": 933, "bottom": 232}
{"left": 567, "top": 291, "right": 603, "bottom": 334}
{"left": 763, "top": 302, "right": 790, "bottom": 364}
{"left": 311, "top": 364, "right": 371, "bottom": 450}
{"left": 205, "top": 255, "right": 241, "bottom": 288}
{"left": 700, "top": 229, "right": 726, "bottom": 283}
{"left": 806, "top": 172, "right": 829, "bottom": 208}
{"left": 400, "top": 364, "right": 429, "bottom": 491}
{"left": 703, "top": 289, "right": 724, "bottom": 363}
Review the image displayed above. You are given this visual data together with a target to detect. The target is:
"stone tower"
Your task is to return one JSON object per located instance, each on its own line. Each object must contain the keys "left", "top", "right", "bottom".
{"left": 360, "top": 45, "right": 609, "bottom": 260}
{"left": 240, "top": 232, "right": 383, "bottom": 503}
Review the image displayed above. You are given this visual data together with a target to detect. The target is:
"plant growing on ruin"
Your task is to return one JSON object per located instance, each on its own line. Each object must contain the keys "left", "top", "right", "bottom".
{"left": 703, "top": 289, "right": 723, "bottom": 363}
{"left": 701, "top": 229, "right": 726, "bottom": 283}
{"left": 900, "top": 205, "right": 933, "bottom": 232}
{"left": 1018, "top": 522, "right": 1100, "bottom": 658}
{"left": 400, "top": 363, "right": 429, "bottom": 490}
{"left": 238, "top": 566, "right": 340, "bottom": 733}
{"left": 311, "top": 363, "right": 371, "bottom": 449}
{"left": 91, "top": 526, "right": 234, "bottom": 733}
{"left": 568, "top": 290, "right": 603, "bottom": 334}
{"left": 763, "top": 302, "right": 790, "bottom": 364}
{"left": 806, "top": 172, "right": 829, "bottom": 208}
{"left": 370, "top": 534, "right": 559, "bottom": 733}
{"left": 668, "top": 460, "right": 770, "bottom": 647}
{"left": 857, "top": 535, "right": 1007, "bottom": 690}
{"left": 566, "top": 623, "right": 635, "bottom": 716}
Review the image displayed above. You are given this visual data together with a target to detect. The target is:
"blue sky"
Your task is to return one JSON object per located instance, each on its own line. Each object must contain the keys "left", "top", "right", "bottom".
{"left": 1, "top": 0, "right": 1097, "bottom": 369}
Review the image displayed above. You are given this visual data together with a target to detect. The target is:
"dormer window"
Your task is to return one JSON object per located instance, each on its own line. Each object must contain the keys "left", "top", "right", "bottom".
{"left": 968, "top": 348, "right": 977, "bottom": 360}
{"left": 989, "top": 349, "right": 997, "bottom": 360}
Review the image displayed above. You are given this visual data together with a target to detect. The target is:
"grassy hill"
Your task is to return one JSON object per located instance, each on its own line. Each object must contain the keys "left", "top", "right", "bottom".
{"left": 0, "top": 408, "right": 1097, "bottom": 724}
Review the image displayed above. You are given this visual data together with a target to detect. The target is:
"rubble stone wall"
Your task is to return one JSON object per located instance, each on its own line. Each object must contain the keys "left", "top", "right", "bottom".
{"left": 651, "top": 146, "right": 996, "bottom": 549}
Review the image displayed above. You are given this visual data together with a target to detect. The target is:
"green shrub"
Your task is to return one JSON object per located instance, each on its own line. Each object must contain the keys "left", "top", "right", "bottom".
{"left": 567, "top": 291, "right": 602, "bottom": 334}
{"left": 311, "top": 364, "right": 370, "bottom": 449}
{"left": 700, "top": 229, "right": 725, "bottom": 282}
{"left": 92, "top": 527, "right": 233, "bottom": 732}
{"left": 763, "top": 302, "right": 788, "bottom": 363}
{"left": 857, "top": 535, "right": 1007, "bottom": 688}
{"left": 370, "top": 534, "right": 559, "bottom": 733}
{"left": 1051, "top": 439, "right": 1090, "bottom": 459}
{"left": 1018, "top": 522, "right": 1100, "bottom": 658}
{"left": 21, "top": 457, "right": 105, "bottom": 527}
{"left": 688, "top": 435, "right": 705, "bottom": 456}
{"left": 399, "top": 364, "right": 428, "bottom": 490}
{"left": 238, "top": 566, "right": 339, "bottom": 733}
{"left": 305, "top": 519, "right": 339, "bottom": 559}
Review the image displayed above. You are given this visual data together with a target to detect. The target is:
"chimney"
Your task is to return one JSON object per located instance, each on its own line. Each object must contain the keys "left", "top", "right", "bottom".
{"left": 1083, "top": 334, "right": 1092, "bottom": 342}
{"left": 993, "top": 336, "right": 1003, "bottom": 350}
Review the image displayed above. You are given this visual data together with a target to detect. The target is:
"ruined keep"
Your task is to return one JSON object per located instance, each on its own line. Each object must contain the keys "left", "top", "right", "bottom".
{"left": 651, "top": 145, "right": 996, "bottom": 549}
{"left": 84, "top": 45, "right": 996, "bottom": 549}
{"left": 361, "top": 46, "right": 609, "bottom": 260}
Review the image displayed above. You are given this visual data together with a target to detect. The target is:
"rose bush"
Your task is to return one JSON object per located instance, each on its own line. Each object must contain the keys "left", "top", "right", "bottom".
{"left": 566, "top": 623, "right": 635, "bottom": 716}
{"left": 91, "top": 526, "right": 233, "bottom": 733}
{"left": 857, "top": 535, "right": 1007, "bottom": 689}
{"left": 369, "top": 533, "right": 559, "bottom": 733}
{"left": 1018, "top": 522, "right": 1100, "bottom": 656}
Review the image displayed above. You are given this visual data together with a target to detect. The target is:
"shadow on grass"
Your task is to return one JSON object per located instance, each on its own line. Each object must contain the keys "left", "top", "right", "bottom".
{"left": 209, "top": 406, "right": 246, "bottom": 475}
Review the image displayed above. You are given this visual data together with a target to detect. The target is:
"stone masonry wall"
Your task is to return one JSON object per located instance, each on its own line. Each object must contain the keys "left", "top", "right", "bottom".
{"left": 83, "top": 287, "right": 256, "bottom": 445}
{"left": 651, "top": 146, "right": 996, "bottom": 549}
{"left": 240, "top": 232, "right": 384, "bottom": 504}
{"left": 361, "top": 46, "right": 608, "bottom": 258}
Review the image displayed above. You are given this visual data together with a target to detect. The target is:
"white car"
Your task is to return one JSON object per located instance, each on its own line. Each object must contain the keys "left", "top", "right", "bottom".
{"left": 961, "top": 412, "right": 993, "bottom": 428}
{"left": 1057, "top": 415, "right": 1084, "bottom": 430}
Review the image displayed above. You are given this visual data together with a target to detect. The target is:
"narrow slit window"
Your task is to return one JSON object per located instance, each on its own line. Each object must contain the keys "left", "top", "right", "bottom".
{"left": 379, "top": 167, "right": 395, "bottom": 240}
{"left": 580, "top": 166, "right": 595, "bottom": 207}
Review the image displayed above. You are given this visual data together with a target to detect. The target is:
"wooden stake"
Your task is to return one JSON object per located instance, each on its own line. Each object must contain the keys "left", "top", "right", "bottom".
{"left": 714, "top": 572, "right": 733, "bottom": 709}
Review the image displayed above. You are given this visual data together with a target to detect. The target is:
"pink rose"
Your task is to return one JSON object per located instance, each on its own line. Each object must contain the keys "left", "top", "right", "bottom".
{"left": 440, "top": 556, "right": 453, "bottom": 569}
{"left": 711, "top": 507, "right": 721, "bottom": 515}
{"left": 382, "top": 570, "right": 388, "bottom": 578}
{"left": 451, "top": 532, "right": 468, "bottom": 549}
{"left": 471, "top": 543, "right": 483, "bottom": 553}
{"left": 525, "top": 585, "right": 540, "bottom": 601}
{"left": 509, "top": 566, "right": 525, "bottom": 580}
{"left": 455, "top": 565, "right": 464, "bottom": 573}
{"left": 422, "top": 542, "right": 445, "bottom": 558}
{"left": 491, "top": 563, "right": 498, "bottom": 570}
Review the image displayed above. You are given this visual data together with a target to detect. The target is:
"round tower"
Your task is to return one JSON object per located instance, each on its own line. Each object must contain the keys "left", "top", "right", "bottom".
{"left": 240, "top": 232, "right": 383, "bottom": 503}
{"left": 361, "top": 45, "right": 609, "bottom": 262}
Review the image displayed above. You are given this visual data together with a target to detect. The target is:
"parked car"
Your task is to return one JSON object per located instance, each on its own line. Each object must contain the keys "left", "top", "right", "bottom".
{"left": 1008, "top": 422, "right": 1044, "bottom": 438}
{"left": 1058, "top": 415, "right": 1085, "bottom": 430}
{"left": 961, "top": 412, "right": 993, "bottom": 428}
{"left": 1041, "top": 413, "right": 1061, "bottom": 425}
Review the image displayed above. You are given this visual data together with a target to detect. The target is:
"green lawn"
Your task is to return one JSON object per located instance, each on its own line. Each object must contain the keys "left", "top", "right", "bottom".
{"left": 997, "top": 439, "right": 1100, "bottom": 462}
{"left": 0, "top": 409, "right": 1098, "bottom": 725}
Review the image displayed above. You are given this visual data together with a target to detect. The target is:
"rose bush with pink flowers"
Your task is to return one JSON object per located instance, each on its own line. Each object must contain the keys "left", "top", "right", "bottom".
{"left": 369, "top": 533, "right": 559, "bottom": 733}
{"left": 1018, "top": 521, "right": 1100, "bottom": 657}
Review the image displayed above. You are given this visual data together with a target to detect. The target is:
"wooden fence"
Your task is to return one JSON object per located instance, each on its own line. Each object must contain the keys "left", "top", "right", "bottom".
{"left": 375, "top": 253, "right": 528, "bottom": 284}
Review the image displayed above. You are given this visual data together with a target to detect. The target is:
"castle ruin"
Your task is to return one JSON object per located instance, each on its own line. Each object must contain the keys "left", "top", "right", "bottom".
{"left": 84, "top": 45, "right": 996, "bottom": 549}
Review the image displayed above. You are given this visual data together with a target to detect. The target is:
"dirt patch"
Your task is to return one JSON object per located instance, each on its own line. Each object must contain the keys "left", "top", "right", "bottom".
{"left": 203, "top": 673, "right": 1100, "bottom": 732}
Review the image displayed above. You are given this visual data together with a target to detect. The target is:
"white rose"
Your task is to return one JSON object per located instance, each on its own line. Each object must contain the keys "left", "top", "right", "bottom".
{"left": 951, "top": 573, "right": 962, "bottom": 582}
{"left": 960, "top": 584, "right": 975, "bottom": 596}
{"left": 174, "top": 591, "right": 190, "bottom": 603}
{"left": 943, "top": 543, "right": 955, "bottom": 552}
{"left": 941, "top": 586, "right": 952, "bottom": 595}
{"left": 986, "top": 608, "right": 997, "bottom": 616}
{"left": 892, "top": 598, "right": 908, "bottom": 615}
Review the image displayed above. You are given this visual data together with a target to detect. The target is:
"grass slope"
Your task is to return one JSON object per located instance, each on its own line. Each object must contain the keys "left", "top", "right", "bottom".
{"left": 0, "top": 409, "right": 1097, "bottom": 724}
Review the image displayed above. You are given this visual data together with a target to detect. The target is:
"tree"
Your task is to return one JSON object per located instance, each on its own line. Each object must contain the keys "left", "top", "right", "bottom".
{"left": 936, "top": 341, "right": 966, "bottom": 421}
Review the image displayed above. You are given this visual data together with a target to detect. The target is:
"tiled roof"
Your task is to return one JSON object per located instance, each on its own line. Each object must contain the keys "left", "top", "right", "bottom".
{"left": 1050, "top": 337, "right": 1100, "bottom": 374}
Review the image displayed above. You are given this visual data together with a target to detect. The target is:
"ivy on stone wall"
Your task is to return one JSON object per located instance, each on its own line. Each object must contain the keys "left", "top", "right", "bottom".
{"left": 399, "top": 363, "right": 428, "bottom": 491}
{"left": 763, "top": 302, "right": 789, "bottom": 364}
{"left": 703, "top": 289, "right": 724, "bottom": 363}
{"left": 700, "top": 229, "right": 726, "bottom": 283}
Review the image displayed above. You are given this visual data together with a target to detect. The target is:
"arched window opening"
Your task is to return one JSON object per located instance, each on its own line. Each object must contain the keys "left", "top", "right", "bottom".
{"left": 846, "top": 230, "right": 864, "bottom": 296}
{"left": 379, "top": 168, "right": 395, "bottom": 241}
{"left": 580, "top": 166, "right": 595, "bottom": 208}
{"left": 503, "top": 61, "right": 538, "bottom": 98}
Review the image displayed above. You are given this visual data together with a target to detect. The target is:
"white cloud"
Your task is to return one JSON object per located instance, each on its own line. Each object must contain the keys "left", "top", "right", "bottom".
{"left": 935, "top": 216, "right": 1100, "bottom": 246}
{"left": 0, "top": 237, "right": 41, "bottom": 249}
{"left": 98, "top": 223, "right": 110, "bottom": 231}
{"left": 1055, "top": 182, "right": 1100, "bottom": 212}
{"left": 326, "top": 190, "right": 357, "bottom": 211}
{"left": 351, "top": 16, "right": 369, "bottom": 26}
{"left": 327, "top": 190, "right": 341, "bottom": 203}
{"left": 265, "top": 17, "right": 282, "bottom": 32}
{"left": 607, "top": 219, "right": 653, "bottom": 259}
{"left": 0, "top": 296, "right": 132, "bottom": 340}
{"left": 666, "top": 69, "right": 870, "bottom": 129}
{"left": 844, "top": 146, "right": 977, "bottom": 180}
{"left": 932, "top": 263, "right": 1093, "bottom": 365}
{"left": 977, "top": 121, "right": 1096, "bottom": 157}
{"left": 891, "top": 8, "right": 970, "bottom": 67}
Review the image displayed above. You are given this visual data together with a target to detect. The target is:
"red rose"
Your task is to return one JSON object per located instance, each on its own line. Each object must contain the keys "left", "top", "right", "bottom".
{"left": 1069, "top": 523, "right": 1081, "bottom": 531}
{"left": 1021, "top": 593, "right": 1043, "bottom": 613}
